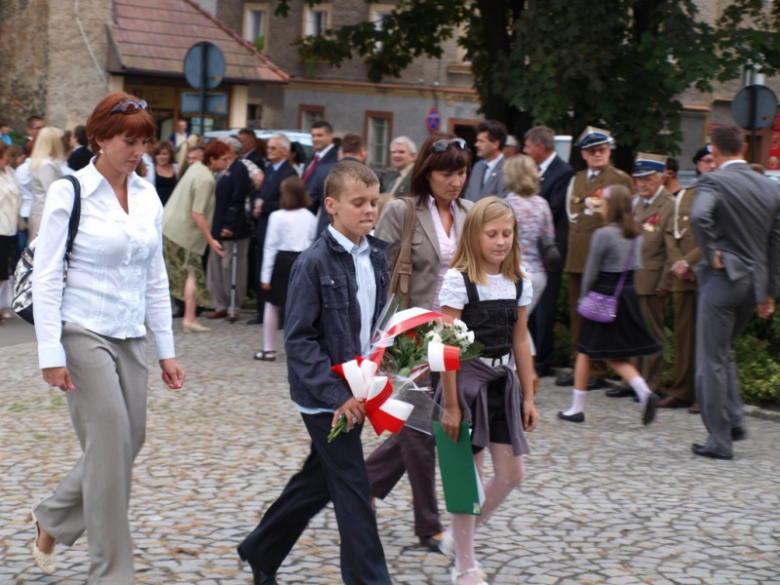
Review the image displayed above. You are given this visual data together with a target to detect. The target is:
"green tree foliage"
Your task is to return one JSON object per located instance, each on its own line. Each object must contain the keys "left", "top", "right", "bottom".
{"left": 274, "top": 0, "right": 780, "bottom": 167}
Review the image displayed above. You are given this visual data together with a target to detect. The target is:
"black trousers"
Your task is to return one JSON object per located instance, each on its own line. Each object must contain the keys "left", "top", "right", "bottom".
{"left": 238, "top": 413, "right": 391, "bottom": 585}
{"left": 530, "top": 268, "right": 562, "bottom": 373}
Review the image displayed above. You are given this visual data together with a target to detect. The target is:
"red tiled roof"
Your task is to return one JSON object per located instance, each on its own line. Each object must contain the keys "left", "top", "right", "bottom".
{"left": 109, "top": 0, "right": 288, "bottom": 83}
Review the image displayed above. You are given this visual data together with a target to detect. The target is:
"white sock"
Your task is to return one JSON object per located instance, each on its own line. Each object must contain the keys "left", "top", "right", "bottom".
{"left": 628, "top": 376, "right": 652, "bottom": 406}
{"left": 563, "top": 390, "right": 588, "bottom": 416}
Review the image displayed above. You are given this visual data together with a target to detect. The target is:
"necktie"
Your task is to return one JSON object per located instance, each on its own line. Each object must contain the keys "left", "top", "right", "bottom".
{"left": 481, "top": 163, "right": 490, "bottom": 186}
{"left": 302, "top": 154, "right": 320, "bottom": 182}
{"left": 644, "top": 200, "right": 650, "bottom": 208}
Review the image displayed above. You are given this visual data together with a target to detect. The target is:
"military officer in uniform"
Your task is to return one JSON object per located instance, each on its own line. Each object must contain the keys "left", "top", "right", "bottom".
{"left": 556, "top": 127, "right": 634, "bottom": 389}
{"left": 627, "top": 153, "right": 674, "bottom": 393}
{"left": 657, "top": 145, "right": 714, "bottom": 413}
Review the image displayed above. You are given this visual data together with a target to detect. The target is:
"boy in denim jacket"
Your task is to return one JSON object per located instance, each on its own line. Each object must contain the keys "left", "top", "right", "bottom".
{"left": 238, "top": 161, "right": 392, "bottom": 585}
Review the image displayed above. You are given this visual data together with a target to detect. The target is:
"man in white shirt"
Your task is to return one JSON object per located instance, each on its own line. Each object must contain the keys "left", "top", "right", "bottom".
{"left": 463, "top": 120, "right": 507, "bottom": 201}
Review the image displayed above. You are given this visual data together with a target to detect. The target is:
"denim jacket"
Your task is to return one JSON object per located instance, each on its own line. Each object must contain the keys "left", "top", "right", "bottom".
{"left": 284, "top": 229, "right": 390, "bottom": 410}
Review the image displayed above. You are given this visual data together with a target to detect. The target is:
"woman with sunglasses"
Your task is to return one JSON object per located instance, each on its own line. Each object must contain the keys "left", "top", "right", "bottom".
{"left": 367, "top": 134, "right": 473, "bottom": 552}
{"left": 29, "top": 92, "right": 185, "bottom": 582}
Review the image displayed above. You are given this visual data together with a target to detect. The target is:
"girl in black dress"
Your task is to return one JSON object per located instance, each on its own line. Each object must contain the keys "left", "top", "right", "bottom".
{"left": 153, "top": 141, "right": 177, "bottom": 205}
{"left": 558, "top": 185, "right": 660, "bottom": 425}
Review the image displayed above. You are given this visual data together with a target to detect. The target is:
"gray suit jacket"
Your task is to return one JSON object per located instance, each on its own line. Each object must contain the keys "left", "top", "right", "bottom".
{"left": 691, "top": 161, "right": 780, "bottom": 301}
{"left": 464, "top": 157, "right": 506, "bottom": 202}
{"left": 375, "top": 196, "right": 473, "bottom": 309}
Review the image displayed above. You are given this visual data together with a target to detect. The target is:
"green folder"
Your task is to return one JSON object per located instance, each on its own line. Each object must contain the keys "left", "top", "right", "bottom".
{"left": 433, "top": 421, "right": 485, "bottom": 515}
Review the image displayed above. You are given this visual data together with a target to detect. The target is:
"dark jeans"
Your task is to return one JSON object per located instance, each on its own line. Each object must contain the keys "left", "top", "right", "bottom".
{"left": 530, "top": 268, "right": 562, "bottom": 373}
{"left": 238, "top": 413, "right": 391, "bottom": 585}
{"left": 16, "top": 227, "right": 28, "bottom": 264}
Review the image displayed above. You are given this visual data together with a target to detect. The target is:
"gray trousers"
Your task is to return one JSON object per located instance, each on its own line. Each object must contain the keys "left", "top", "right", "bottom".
{"left": 696, "top": 269, "right": 752, "bottom": 457}
{"left": 206, "top": 237, "right": 249, "bottom": 313}
{"left": 35, "top": 322, "right": 147, "bottom": 584}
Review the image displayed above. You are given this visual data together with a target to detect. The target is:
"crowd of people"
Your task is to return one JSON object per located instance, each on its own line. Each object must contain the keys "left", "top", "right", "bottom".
{"left": 6, "top": 91, "right": 780, "bottom": 585}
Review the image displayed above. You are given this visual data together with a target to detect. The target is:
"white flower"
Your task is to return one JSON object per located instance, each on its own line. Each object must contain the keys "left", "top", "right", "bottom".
{"left": 453, "top": 318, "right": 468, "bottom": 332}
{"left": 466, "top": 331, "right": 475, "bottom": 344}
{"left": 455, "top": 331, "right": 467, "bottom": 341}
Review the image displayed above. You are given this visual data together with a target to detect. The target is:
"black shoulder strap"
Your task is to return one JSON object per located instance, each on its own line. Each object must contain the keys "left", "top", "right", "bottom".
{"left": 460, "top": 271, "right": 480, "bottom": 304}
{"left": 515, "top": 275, "right": 523, "bottom": 301}
{"left": 60, "top": 175, "right": 81, "bottom": 260}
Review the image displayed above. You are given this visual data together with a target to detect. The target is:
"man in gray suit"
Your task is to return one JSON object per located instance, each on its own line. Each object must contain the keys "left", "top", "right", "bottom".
{"left": 464, "top": 120, "right": 508, "bottom": 201}
{"left": 690, "top": 124, "right": 780, "bottom": 460}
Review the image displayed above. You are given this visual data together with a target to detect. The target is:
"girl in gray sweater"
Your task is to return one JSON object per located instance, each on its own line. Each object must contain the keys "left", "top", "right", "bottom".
{"left": 558, "top": 185, "right": 660, "bottom": 425}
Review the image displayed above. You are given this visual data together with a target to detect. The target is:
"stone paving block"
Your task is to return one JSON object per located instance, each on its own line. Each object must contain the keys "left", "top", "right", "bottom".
{"left": 1, "top": 324, "right": 779, "bottom": 583}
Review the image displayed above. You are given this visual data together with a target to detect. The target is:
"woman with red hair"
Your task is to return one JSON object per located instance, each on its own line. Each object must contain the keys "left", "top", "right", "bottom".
{"left": 29, "top": 92, "right": 185, "bottom": 581}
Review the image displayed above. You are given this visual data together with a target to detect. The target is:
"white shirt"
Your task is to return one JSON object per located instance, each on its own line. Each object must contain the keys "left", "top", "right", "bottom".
{"left": 261, "top": 208, "right": 318, "bottom": 284}
{"left": 439, "top": 267, "right": 533, "bottom": 310}
{"left": 33, "top": 161, "right": 175, "bottom": 369}
{"left": 539, "top": 152, "right": 557, "bottom": 177}
{"left": 15, "top": 159, "right": 33, "bottom": 217}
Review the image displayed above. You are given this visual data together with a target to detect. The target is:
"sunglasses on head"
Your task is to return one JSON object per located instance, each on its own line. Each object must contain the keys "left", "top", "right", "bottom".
{"left": 430, "top": 137, "right": 467, "bottom": 154}
{"left": 110, "top": 99, "right": 151, "bottom": 116}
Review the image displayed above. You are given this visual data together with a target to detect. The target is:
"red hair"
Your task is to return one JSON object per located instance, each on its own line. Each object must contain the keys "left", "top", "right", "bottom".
{"left": 86, "top": 92, "right": 157, "bottom": 153}
{"left": 203, "top": 140, "right": 231, "bottom": 165}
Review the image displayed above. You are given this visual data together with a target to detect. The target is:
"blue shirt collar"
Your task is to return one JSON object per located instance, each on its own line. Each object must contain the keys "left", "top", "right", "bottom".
{"left": 328, "top": 224, "right": 369, "bottom": 255}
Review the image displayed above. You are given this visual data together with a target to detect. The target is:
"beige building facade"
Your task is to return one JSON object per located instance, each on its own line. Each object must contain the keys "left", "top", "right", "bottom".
{"left": 0, "top": 0, "right": 286, "bottom": 140}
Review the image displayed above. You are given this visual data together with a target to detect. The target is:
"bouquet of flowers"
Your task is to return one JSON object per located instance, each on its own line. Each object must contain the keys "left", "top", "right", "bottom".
{"left": 381, "top": 318, "right": 482, "bottom": 379}
{"left": 328, "top": 297, "right": 481, "bottom": 442}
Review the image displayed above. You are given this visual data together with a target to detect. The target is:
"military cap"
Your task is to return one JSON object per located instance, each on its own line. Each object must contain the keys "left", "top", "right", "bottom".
{"left": 577, "top": 126, "right": 614, "bottom": 150}
{"left": 693, "top": 144, "right": 712, "bottom": 164}
{"left": 632, "top": 152, "right": 668, "bottom": 177}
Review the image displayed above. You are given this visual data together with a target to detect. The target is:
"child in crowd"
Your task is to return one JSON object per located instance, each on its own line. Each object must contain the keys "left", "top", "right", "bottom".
{"left": 237, "top": 160, "right": 392, "bottom": 585}
{"left": 255, "top": 176, "right": 317, "bottom": 361}
{"left": 438, "top": 196, "right": 538, "bottom": 585}
{"left": 558, "top": 185, "right": 660, "bottom": 424}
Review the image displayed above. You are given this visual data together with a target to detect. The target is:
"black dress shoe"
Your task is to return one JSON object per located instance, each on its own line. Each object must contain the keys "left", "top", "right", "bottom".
{"left": 691, "top": 443, "right": 733, "bottom": 460}
{"left": 238, "top": 547, "right": 278, "bottom": 585}
{"left": 555, "top": 372, "right": 574, "bottom": 386}
{"left": 605, "top": 387, "right": 635, "bottom": 398}
{"left": 418, "top": 535, "right": 444, "bottom": 552}
{"left": 642, "top": 393, "right": 659, "bottom": 426}
{"left": 732, "top": 427, "right": 747, "bottom": 441}
{"left": 557, "top": 411, "right": 585, "bottom": 423}
{"left": 247, "top": 316, "right": 263, "bottom": 325}
{"left": 587, "top": 378, "right": 613, "bottom": 390}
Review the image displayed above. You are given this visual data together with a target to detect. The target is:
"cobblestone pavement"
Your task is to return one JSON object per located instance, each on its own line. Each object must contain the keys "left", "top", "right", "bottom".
{"left": 1, "top": 317, "right": 779, "bottom": 584}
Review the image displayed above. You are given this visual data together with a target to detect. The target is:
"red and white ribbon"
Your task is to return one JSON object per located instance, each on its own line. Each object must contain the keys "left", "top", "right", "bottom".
{"left": 427, "top": 341, "right": 461, "bottom": 372}
{"left": 332, "top": 357, "right": 414, "bottom": 436}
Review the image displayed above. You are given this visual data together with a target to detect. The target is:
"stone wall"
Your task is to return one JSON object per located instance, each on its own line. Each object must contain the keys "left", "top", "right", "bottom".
{"left": 0, "top": 0, "right": 50, "bottom": 133}
{"left": 0, "top": 0, "right": 114, "bottom": 133}
{"left": 46, "top": 0, "right": 114, "bottom": 130}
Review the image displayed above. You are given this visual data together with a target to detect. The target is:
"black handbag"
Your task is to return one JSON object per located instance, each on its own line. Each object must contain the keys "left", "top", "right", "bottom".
{"left": 12, "top": 175, "right": 81, "bottom": 325}
{"left": 537, "top": 232, "right": 562, "bottom": 271}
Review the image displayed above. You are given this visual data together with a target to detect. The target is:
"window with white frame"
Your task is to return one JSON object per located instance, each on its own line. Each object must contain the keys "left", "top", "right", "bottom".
{"left": 304, "top": 6, "right": 331, "bottom": 36}
{"left": 366, "top": 113, "right": 392, "bottom": 167}
{"left": 370, "top": 5, "right": 394, "bottom": 49}
{"left": 243, "top": 4, "right": 269, "bottom": 50}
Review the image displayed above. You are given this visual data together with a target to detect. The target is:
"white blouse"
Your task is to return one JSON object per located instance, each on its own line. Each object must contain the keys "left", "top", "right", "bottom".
{"left": 33, "top": 162, "right": 175, "bottom": 369}
{"left": 261, "top": 208, "right": 318, "bottom": 284}
{"left": 439, "top": 267, "right": 533, "bottom": 310}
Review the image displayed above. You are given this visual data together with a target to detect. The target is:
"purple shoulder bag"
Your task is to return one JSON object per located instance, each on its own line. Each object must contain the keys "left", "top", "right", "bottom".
{"left": 577, "top": 237, "right": 638, "bottom": 324}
